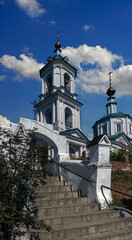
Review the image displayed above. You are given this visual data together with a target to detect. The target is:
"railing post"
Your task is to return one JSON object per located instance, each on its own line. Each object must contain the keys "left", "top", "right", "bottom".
{"left": 87, "top": 134, "right": 112, "bottom": 209}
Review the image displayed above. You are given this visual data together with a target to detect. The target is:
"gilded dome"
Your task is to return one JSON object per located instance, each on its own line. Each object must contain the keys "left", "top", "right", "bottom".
{"left": 55, "top": 41, "right": 61, "bottom": 50}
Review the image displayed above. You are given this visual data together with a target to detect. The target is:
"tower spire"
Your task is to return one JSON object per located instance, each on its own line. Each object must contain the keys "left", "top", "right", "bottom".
{"left": 54, "top": 30, "right": 61, "bottom": 53}
{"left": 106, "top": 72, "right": 116, "bottom": 98}
{"left": 106, "top": 72, "right": 117, "bottom": 115}
{"left": 57, "top": 30, "right": 60, "bottom": 42}
{"left": 108, "top": 72, "right": 112, "bottom": 88}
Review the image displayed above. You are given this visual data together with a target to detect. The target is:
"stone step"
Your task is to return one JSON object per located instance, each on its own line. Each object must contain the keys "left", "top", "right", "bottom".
{"left": 36, "top": 197, "right": 88, "bottom": 208}
{"left": 45, "top": 176, "right": 69, "bottom": 185}
{"left": 37, "top": 190, "right": 79, "bottom": 200}
{"left": 38, "top": 202, "right": 100, "bottom": 217}
{"left": 70, "top": 228, "right": 132, "bottom": 240}
{"left": 38, "top": 218, "right": 132, "bottom": 240}
{"left": 46, "top": 176, "right": 60, "bottom": 182}
{"left": 36, "top": 176, "right": 132, "bottom": 240}
{"left": 44, "top": 180, "right": 68, "bottom": 186}
{"left": 37, "top": 184, "right": 74, "bottom": 193}
{"left": 39, "top": 209, "right": 120, "bottom": 226}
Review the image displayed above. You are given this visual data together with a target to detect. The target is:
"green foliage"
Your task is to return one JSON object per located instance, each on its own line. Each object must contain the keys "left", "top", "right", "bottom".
{"left": 0, "top": 127, "right": 50, "bottom": 240}
{"left": 111, "top": 198, "right": 126, "bottom": 209}
{"left": 111, "top": 198, "right": 132, "bottom": 211}
{"left": 110, "top": 147, "right": 132, "bottom": 163}
{"left": 111, "top": 171, "right": 132, "bottom": 212}
{"left": 111, "top": 170, "right": 132, "bottom": 185}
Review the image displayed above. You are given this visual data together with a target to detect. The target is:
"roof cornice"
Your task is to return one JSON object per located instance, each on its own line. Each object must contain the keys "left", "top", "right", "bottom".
{"left": 40, "top": 59, "right": 77, "bottom": 78}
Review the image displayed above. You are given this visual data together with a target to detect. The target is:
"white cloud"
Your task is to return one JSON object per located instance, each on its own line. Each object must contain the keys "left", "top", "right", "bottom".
{"left": 49, "top": 21, "right": 56, "bottom": 26}
{"left": 1, "top": 44, "right": 132, "bottom": 97}
{"left": 0, "top": 0, "right": 4, "bottom": 5}
{"left": 63, "top": 44, "right": 123, "bottom": 70}
{"left": 62, "top": 44, "right": 132, "bottom": 96}
{"left": 82, "top": 24, "right": 93, "bottom": 31}
{"left": 0, "top": 54, "right": 44, "bottom": 81}
{"left": 88, "top": 133, "right": 93, "bottom": 140}
{"left": 21, "top": 45, "right": 33, "bottom": 57}
{"left": 114, "top": 65, "right": 132, "bottom": 96}
{"left": 0, "top": 75, "right": 6, "bottom": 81}
{"left": 14, "top": 75, "right": 23, "bottom": 82}
{"left": 15, "top": 0, "right": 45, "bottom": 18}
{"left": 0, "top": 115, "right": 11, "bottom": 127}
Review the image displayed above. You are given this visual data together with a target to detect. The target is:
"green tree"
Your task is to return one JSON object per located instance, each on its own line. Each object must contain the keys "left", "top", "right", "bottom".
{"left": 110, "top": 147, "right": 132, "bottom": 163}
{"left": 0, "top": 127, "right": 50, "bottom": 240}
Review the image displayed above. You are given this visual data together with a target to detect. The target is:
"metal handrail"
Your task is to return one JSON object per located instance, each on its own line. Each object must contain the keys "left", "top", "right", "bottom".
{"left": 51, "top": 160, "right": 93, "bottom": 184}
{"left": 101, "top": 185, "right": 132, "bottom": 198}
{"left": 101, "top": 185, "right": 132, "bottom": 216}
{"left": 51, "top": 160, "right": 132, "bottom": 215}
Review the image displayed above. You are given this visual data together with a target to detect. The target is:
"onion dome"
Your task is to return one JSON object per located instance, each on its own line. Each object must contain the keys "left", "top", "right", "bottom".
{"left": 55, "top": 41, "right": 61, "bottom": 51}
{"left": 106, "top": 86, "right": 116, "bottom": 97}
{"left": 54, "top": 31, "right": 62, "bottom": 53}
{"left": 52, "top": 31, "right": 69, "bottom": 61}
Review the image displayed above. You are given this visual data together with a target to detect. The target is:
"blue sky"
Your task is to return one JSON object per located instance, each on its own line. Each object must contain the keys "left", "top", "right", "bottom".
{"left": 0, "top": 0, "right": 132, "bottom": 138}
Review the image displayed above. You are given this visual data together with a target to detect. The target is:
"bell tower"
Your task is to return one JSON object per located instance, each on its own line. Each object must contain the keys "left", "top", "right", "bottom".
{"left": 35, "top": 33, "right": 82, "bottom": 132}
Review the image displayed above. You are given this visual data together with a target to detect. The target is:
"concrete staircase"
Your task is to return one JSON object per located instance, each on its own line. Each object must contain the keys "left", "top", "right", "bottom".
{"left": 36, "top": 176, "right": 132, "bottom": 240}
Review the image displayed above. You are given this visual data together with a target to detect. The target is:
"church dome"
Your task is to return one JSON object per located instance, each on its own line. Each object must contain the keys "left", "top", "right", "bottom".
{"left": 106, "top": 86, "right": 116, "bottom": 97}
{"left": 55, "top": 41, "right": 61, "bottom": 50}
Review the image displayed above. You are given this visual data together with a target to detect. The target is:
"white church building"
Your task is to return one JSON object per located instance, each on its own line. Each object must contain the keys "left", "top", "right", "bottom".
{"left": 92, "top": 73, "right": 132, "bottom": 150}
{"left": 0, "top": 36, "right": 116, "bottom": 207}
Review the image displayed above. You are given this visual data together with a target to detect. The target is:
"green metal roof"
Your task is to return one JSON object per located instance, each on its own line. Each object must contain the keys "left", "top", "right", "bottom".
{"left": 93, "top": 112, "right": 132, "bottom": 128}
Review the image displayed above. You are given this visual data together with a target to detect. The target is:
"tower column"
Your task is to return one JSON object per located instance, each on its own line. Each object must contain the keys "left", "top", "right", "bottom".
{"left": 56, "top": 99, "right": 60, "bottom": 122}
{"left": 40, "top": 110, "right": 42, "bottom": 122}
{"left": 62, "top": 101, "right": 64, "bottom": 123}
{"left": 53, "top": 67, "right": 55, "bottom": 86}
{"left": 36, "top": 111, "right": 40, "bottom": 122}
{"left": 53, "top": 102, "right": 56, "bottom": 124}
{"left": 42, "top": 79, "right": 44, "bottom": 94}
{"left": 44, "top": 81, "right": 46, "bottom": 94}
{"left": 78, "top": 109, "right": 80, "bottom": 129}
{"left": 60, "top": 68, "right": 64, "bottom": 87}
{"left": 73, "top": 108, "right": 76, "bottom": 128}
{"left": 60, "top": 101, "right": 64, "bottom": 123}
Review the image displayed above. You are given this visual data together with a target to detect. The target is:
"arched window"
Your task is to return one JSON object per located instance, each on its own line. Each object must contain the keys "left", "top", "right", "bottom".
{"left": 117, "top": 123, "right": 121, "bottom": 132}
{"left": 46, "top": 74, "right": 52, "bottom": 92}
{"left": 69, "top": 147, "right": 75, "bottom": 154}
{"left": 64, "top": 73, "right": 70, "bottom": 92}
{"left": 130, "top": 123, "right": 132, "bottom": 133}
{"left": 45, "top": 108, "right": 52, "bottom": 124}
{"left": 115, "top": 118, "right": 123, "bottom": 133}
{"left": 102, "top": 124, "right": 107, "bottom": 134}
{"left": 69, "top": 146, "right": 76, "bottom": 159}
{"left": 65, "top": 107, "right": 72, "bottom": 128}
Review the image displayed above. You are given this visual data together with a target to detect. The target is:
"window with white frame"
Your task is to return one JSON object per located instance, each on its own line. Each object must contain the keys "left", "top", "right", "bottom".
{"left": 46, "top": 74, "right": 52, "bottom": 92}
{"left": 65, "top": 107, "right": 72, "bottom": 128}
{"left": 117, "top": 123, "right": 121, "bottom": 132}
{"left": 99, "top": 122, "right": 107, "bottom": 135}
{"left": 64, "top": 73, "right": 70, "bottom": 92}
{"left": 102, "top": 124, "right": 107, "bottom": 134}
{"left": 45, "top": 108, "right": 52, "bottom": 124}
{"left": 115, "top": 119, "right": 123, "bottom": 133}
{"left": 129, "top": 123, "right": 132, "bottom": 133}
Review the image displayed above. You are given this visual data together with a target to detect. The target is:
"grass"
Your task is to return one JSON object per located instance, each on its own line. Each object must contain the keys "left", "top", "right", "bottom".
{"left": 111, "top": 170, "right": 132, "bottom": 211}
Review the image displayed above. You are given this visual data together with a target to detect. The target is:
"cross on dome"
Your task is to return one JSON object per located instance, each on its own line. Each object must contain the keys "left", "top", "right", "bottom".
{"left": 55, "top": 30, "right": 61, "bottom": 52}
{"left": 106, "top": 72, "right": 116, "bottom": 98}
